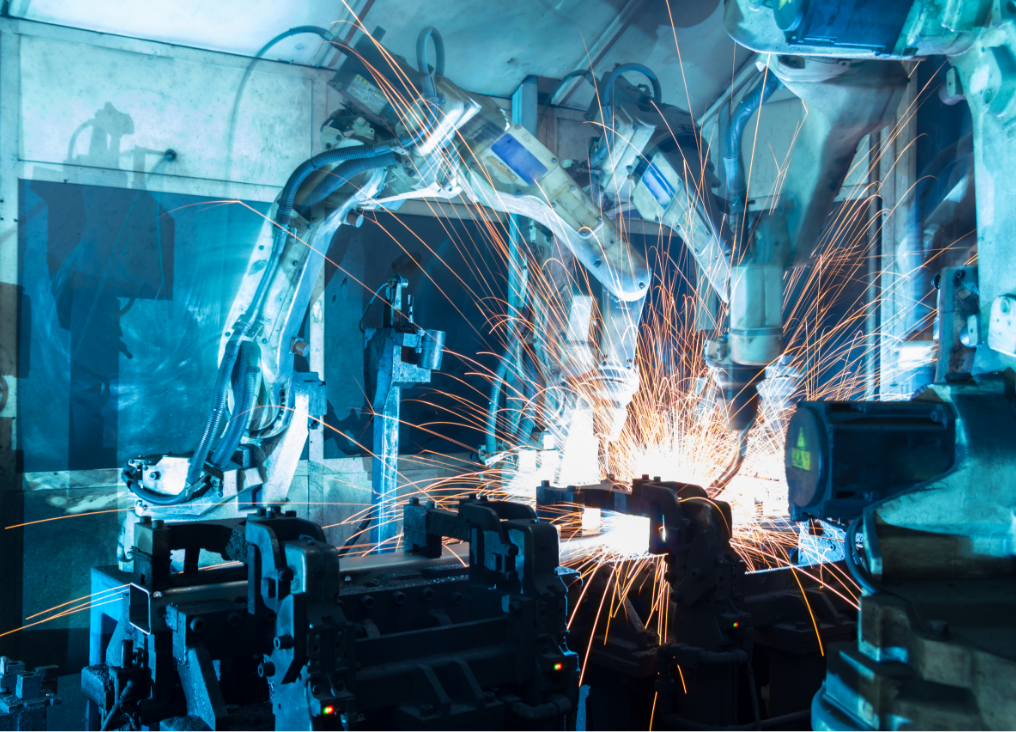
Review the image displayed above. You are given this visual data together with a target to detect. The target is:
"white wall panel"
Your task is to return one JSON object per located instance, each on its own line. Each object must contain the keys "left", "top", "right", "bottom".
{"left": 20, "top": 34, "right": 314, "bottom": 190}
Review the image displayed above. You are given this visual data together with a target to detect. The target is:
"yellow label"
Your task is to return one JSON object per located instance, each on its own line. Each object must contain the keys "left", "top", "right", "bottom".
{"left": 791, "top": 428, "right": 811, "bottom": 470}
{"left": 347, "top": 74, "right": 388, "bottom": 115}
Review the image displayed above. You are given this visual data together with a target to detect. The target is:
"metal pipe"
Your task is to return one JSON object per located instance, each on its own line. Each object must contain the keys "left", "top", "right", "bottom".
{"left": 865, "top": 131, "right": 882, "bottom": 398}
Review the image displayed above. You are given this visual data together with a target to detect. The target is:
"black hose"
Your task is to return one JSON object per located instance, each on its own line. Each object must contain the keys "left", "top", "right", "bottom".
{"left": 210, "top": 341, "right": 261, "bottom": 469}
{"left": 709, "top": 424, "right": 751, "bottom": 493}
{"left": 548, "top": 70, "right": 595, "bottom": 106}
{"left": 121, "top": 466, "right": 189, "bottom": 506}
{"left": 275, "top": 141, "right": 398, "bottom": 230}
{"left": 604, "top": 63, "right": 662, "bottom": 107}
{"left": 253, "top": 25, "right": 332, "bottom": 62}
{"left": 337, "top": 510, "right": 375, "bottom": 556}
{"left": 100, "top": 680, "right": 135, "bottom": 731}
{"left": 594, "top": 63, "right": 663, "bottom": 164}
{"left": 183, "top": 332, "right": 246, "bottom": 491}
{"left": 416, "top": 26, "right": 445, "bottom": 101}
{"left": 297, "top": 151, "right": 398, "bottom": 216}
{"left": 902, "top": 132, "right": 973, "bottom": 337}
{"left": 724, "top": 72, "right": 781, "bottom": 202}
{"left": 359, "top": 281, "right": 388, "bottom": 333}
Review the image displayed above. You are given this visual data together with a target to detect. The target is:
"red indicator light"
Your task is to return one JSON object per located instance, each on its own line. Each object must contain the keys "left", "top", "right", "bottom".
{"left": 733, "top": 621, "right": 740, "bottom": 628}
{"left": 323, "top": 705, "right": 335, "bottom": 716}
{"left": 553, "top": 662, "right": 564, "bottom": 671}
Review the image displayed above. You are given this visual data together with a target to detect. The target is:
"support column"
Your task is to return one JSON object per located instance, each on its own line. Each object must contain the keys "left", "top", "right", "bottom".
{"left": 371, "top": 382, "right": 400, "bottom": 550}
{"left": 308, "top": 268, "right": 326, "bottom": 463}
{"left": 879, "top": 71, "right": 917, "bottom": 397}
{"left": 865, "top": 130, "right": 882, "bottom": 399}
{"left": 0, "top": 23, "right": 25, "bottom": 654}
{"left": 0, "top": 26, "right": 21, "bottom": 486}
{"left": 505, "top": 76, "right": 537, "bottom": 441}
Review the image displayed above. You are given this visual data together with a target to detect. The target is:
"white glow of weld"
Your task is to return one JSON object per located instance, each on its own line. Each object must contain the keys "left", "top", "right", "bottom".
{"left": 600, "top": 512, "right": 650, "bottom": 558}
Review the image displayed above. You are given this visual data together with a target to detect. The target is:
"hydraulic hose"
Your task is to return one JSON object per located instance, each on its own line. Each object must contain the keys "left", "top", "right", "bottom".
{"left": 416, "top": 26, "right": 445, "bottom": 101}
{"left": 723, "top": 71, "right": 781, "bottom": 202}
{"left": 297, "top": 152, "right": 398, "bottom": 216}
{"left": 210, "top": 340, "right": 260, "bottom": 469}
{"left": 548, "top": 70, "right": 595, "bottom": 106}
{"left": 604, "top": 63, "right": 663, "bottom": 107}
{"left": 252, "top": 25, "right": 332, "bottom": 61}
{"left": 337, "top": 508, "right": 375, "bottom": 556}
{"left": 121, "top": 468, "right": 191, "bottom": 507}
{"left": 709, "top": 424, "right": 751, "bottom": 493}
{"left": 275, "top": 141, "right": 401, "bottom": 230}
{"left": 99, "top": 680, "right": 135, "bottom": 732}
{"left": 594, "top": 63, "right": 663, "bottom": 165}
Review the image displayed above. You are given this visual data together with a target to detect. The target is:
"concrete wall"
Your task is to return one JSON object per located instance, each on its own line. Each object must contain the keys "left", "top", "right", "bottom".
{"left": 0, "top": 18, "right": 467, "bottom": 710}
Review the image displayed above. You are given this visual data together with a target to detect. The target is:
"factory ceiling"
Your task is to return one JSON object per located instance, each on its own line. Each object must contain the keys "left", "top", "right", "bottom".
{"left": 12, "top": 0, "right": 751, "bottom": 113}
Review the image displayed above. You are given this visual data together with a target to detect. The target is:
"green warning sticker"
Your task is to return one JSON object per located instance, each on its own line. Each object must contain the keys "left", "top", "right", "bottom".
{"left": 791, "top": 428, "right": 811, "bottom": 471}
{"left": 347, "top": 74, "right": 388, "bottom": 116}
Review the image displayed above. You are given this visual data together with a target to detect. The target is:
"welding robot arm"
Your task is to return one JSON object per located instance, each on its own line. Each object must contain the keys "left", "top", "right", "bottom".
{"left": 621, "top": 54, "right": 907, "bottom": 488}
{"left": 121, "top": 25, "right": 650, "bottom": 512}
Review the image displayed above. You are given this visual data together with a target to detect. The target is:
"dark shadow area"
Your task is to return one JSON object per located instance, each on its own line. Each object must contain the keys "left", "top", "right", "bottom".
{"left": 17, "top": 180, "right": 269, "bottom": 471}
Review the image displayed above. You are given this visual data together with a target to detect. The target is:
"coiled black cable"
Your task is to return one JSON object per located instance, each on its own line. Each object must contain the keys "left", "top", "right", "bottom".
{"left": 604, "top": 63, "right": 662, "bottom": 107}
{"left": 548, "top": 70, "right": 596, "bottom": 106}
{"left": 593, "top": 63, "right": 663, "bottom": 165}
{"left": 337, "top": 508, "right": 376, "bottom": 556}
{"left": 709, "top": 423, "right": 752, "bottom": 493}
{"left": 296, "top": 151, "right": 398, "bottom": 217}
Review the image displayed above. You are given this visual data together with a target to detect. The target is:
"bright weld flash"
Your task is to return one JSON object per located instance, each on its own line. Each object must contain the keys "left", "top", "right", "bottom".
{"left": 581, "top": 508, "right": 601, "bottom": 533}
{"left": 601, "top": 513, "right": 650, "bottom": 557}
